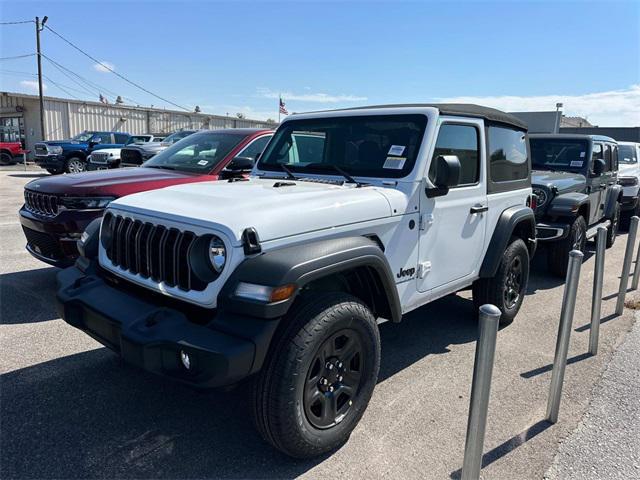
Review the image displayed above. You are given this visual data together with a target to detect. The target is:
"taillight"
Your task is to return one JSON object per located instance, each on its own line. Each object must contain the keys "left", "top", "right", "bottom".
{"left": 528, "top": 194, "right": 537, "bottom": 210}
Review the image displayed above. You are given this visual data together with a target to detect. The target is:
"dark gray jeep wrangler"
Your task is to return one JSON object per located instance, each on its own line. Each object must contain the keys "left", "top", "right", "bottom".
{"left": 530, "top": 134, "right": 621, "bottom": 277}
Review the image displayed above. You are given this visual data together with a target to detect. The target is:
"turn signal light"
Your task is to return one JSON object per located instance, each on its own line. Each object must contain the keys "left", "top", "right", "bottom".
{"left": 269, "top": 284, "right": 297, "bottom": 302}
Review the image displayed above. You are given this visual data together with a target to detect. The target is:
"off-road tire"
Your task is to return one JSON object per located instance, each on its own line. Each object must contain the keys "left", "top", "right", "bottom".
{"left": 472, "top": 237, "right": 530, "bottom": 326}
{"left": 46, "top": 167, "right": 63, "bottom": 175}
{"left": 65, "top": 156, "right": 85, "bottom": 174}
{"left": 0, "top": 152, "right": 12, "bottom": 165}
{"left": 606, "top": 202, "right": 620, "bottom": 248}
{"left": 547, "top": 216, "right": 587, "bottom": 278}
{"left": 252, "top": 292, "right": 380, "bottom": 458}
{"left": 620, "top": 200, "right": 640, "bottom": 231}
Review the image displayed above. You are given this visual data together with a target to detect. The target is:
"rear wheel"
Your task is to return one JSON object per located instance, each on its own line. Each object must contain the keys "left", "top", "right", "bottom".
{"left": 606, "top": 202, "right": 620, "bottom": 248}
{"left": 65, "top": 156, "right": 85, "bottom": 174}
{"left": 547, "top": 216, "right": 587, "bottom": 278}
{"left": 472, "top": 237, "right": 530, "bottom": 326}
{"left": 0, "top": 152, "right": 12, "bottom": 165}
{"left": 252, "top": 292, "right": 380, "bottom": 458}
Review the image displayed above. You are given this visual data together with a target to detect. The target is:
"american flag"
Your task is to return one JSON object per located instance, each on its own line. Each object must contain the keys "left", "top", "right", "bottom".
{"left": 279, "top": 97, "right": 289, "bottom": 115}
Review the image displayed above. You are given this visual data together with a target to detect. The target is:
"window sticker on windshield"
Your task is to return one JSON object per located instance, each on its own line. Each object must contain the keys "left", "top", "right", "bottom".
{"left": 580, "top": 151, "right": 586, "bottom": 157}
{"left": 383, "top": 156, "right": 406, "bottom": 169}
{"left": 570, "top": 160, "right": 583, "bottom": 167}
{"left": 388, "top": 145, "right": 406, "bottom": 156}
{"left": 197, "top": 160, "right": 209, "bottom": 166}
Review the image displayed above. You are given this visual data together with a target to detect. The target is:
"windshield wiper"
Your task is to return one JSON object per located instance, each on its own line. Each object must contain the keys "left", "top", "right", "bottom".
{"left": 279, "top": 163, "right": 297, "bottom": 180}
{"left": 305, "top": 163, "right": 367, "bottom": 187}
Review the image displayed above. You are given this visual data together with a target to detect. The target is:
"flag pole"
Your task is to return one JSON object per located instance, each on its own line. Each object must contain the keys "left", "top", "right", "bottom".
{"left": 278, "top": 94, "right": 281, "bottom": 123}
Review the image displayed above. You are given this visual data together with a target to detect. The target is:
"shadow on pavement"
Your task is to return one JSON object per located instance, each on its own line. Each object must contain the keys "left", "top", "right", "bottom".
{"left": 0, "top": 267, "right": 59, "bottom": 324}
{"left": 449, "top": 420, "right": 553, "bottom": 478}
{"left": 574, "top": 312, "right": 619, "bottom": 332}
{"left": 7, "top": 173, "right": 49, "bottom": 178}
{"left": 520, "top": 352, "right": 593, "bottom": 379}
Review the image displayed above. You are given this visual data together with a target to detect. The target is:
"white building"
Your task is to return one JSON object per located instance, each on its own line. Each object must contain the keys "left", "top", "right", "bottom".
{"left": 0, "top": 91, "right": 275, "bottom": 158}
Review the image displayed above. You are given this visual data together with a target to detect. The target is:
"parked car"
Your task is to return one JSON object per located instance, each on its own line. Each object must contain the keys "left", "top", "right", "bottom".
{"left": 56, "top": 104, "right": 536, "bottom": 458}
{"left": 86, "top": 134, "right": 165, "bottom": 170}
{"left": 34, "top": 131, "right": 132, "bottom": 174}
{"left": 20, "top": 128, "right": 273, "bottom": 266}
{"left": 0, "top": 141, "right": 26, "bottom": 164}
{"left": 120, "top": 130, "right": 197, "bottom": 167}
{"left": 530, "top": 134, "right": 621, "bottom": 277}
{"left": 617, "top": 141, "right": 640, "bottom": 226}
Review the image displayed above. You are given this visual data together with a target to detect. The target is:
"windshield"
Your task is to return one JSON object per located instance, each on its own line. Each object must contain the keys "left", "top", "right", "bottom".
{"left": 71, "top": 131, "right": 95, "bottom": 142}
{"left": 126, "top": 135, "right": 151, "bottom": 145}
{"left": 531, "top": 138, "right": 590, "bottom": 171}
{"left": 143, "top": 131, "right": 246, "bottom": 173}
{"left": 619, "top": 145, "right": 638, "bottom": 164}
{"left": 258, "top": 114, "right": 428, "bottom": 179}
{"left": 161, "top": 130, "right": 196, "bottom": 145}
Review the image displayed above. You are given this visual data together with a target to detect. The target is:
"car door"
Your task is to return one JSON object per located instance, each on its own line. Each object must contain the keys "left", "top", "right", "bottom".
{"left": 417, "top": 120, "right": 487, "bottom": 293}
{"left": 588, "top": 142, "right": 605, "bottom": 224}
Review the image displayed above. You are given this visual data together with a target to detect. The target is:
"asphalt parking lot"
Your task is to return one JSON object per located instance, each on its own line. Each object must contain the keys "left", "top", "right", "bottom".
{"left": 0, "top": 167, "right": 637, "bottom": 479}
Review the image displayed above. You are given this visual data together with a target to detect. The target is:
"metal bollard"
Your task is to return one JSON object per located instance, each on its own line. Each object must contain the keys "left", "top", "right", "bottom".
{"left": 546, "top": 250, "right": 583, "bottom": 424}
{"left": 461, "top": 304, "right": 501, "bottom": 480}
{"left": 632, "top": 235, "right": 640, "bottom": 291}
{"left": 616, "top": 216, "right": 639, "bottom": 315}
{"left": 23, "top": 152, "right": 27, "bottom": 172}
{"left": 589, "top": 227, "right": 607, "bottom": 355}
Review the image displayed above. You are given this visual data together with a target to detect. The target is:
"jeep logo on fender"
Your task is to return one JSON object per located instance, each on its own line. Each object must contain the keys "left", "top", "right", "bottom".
{"left": 397, "top": 266, "right": 416, "bottom": 279}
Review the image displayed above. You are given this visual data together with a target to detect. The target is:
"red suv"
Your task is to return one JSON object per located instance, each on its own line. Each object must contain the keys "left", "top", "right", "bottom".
{"left": 20, "top": 128, "right": 273, "bottom": 266}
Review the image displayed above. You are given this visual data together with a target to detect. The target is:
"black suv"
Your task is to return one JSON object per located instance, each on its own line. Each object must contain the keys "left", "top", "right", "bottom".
{"left": 531, "top": 134, "right": 621, "bottom": 276}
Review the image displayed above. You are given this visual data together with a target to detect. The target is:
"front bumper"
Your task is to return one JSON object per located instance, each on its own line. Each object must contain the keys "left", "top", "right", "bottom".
{"left": 621, "top": 194, "right": 639, "bottom": 212}
{"left": 56, "top": 264, "right": 277, "bottom": 388}
{"left": 535, "top": 222, "right": 569, "bottom": 242}
{"left": 34, "top": 154, "right": 65, "bottom": 170}
{"left": 19, "top": 206, "right": 103, "bottom": 267}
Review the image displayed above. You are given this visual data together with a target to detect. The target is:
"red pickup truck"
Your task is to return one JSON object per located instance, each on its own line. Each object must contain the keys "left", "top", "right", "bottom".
{"left": 0, "top": 141, "right": 26, "bottom": 164}
{"left": 20, "top": 128, "right": 273, "bottom": 266}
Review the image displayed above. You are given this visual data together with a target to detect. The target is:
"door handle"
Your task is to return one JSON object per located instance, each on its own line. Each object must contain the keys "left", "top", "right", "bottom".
{"left": 470, "top": 205, "right": 488, "bottom": 214}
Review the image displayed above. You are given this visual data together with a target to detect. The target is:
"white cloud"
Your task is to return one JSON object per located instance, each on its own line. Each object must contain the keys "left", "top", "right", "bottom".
{"left": 257, "top": 87, "right": 367, "bottom": 104}
{"left": 439, "top": 85, "right": 640, "bottom": 127}
{"left": 93, "top": 61, "right": 115, "bottom": 73}
{"left": 20, "top": 80, "right": 47, "bottom": 93}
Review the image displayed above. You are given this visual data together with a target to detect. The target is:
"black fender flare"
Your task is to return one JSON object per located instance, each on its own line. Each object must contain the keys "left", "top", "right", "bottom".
{"left": 479, "top": 205, "right": 536, "bottom": 278}
{"left": 604, "top": 184, "right": 623, "bottom": 218}
{"left": 64, "top": 150, "right": 87, "bottom": 161}
{"left": 547, "top": 191, "right": 590, "bottom": 218}
{"left": 219, "top": 236, "right": 402, "bottom": 322}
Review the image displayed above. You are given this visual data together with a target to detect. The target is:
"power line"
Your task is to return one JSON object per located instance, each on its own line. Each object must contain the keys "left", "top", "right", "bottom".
{"left": 43, "top": 24, "right": 190, "bottom": 111}
{"left": 0, "top": 53, "right": 36, "bottom": 60}
{"left": 0, "top": 20, "right": 34, "bottom": 25}
{"left": 42, "top": 53, "right": 142, "bottom": 104}
{"left": 43, "top": 76, "right": 82, "bottom": 100}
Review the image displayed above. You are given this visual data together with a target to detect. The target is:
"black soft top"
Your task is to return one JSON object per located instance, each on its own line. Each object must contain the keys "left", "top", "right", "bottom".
{"left": 320, "top": 103, "right": 528, "bottom": 131}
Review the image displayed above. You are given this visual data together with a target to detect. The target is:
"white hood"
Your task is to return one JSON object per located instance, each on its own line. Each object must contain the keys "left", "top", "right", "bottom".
{"left": 109, "top": 178, "right": 396, "bottom": 245}
{"left": 92, "top": 147, "right": 121, "bottom": 156}
{"left": 618, "top": 163, "right": 638, "bottom": 178}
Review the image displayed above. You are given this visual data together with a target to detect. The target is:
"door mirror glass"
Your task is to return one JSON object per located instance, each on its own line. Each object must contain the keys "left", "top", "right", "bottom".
{"left": 593, "top": 158, "right": 605, "bottom": 176}
{"left": 426, "top": 155, "right": 461, "bottom": 198}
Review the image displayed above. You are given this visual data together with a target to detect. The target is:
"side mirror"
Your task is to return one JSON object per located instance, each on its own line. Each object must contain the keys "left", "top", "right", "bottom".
{"left": 88, "top": 137, "right": 102, "bottom": 148}
{"left": 593, "top": 158, "right": 605, "bottom": 176}
{"left": 426, "top": 155, "right": 461, "bottom": 198}
{"left": 226, "top": 156, "right": 255, "bottom": 172}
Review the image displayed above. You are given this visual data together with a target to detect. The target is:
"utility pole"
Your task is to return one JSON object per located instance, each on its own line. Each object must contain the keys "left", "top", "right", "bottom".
{"left": 35, "top": 16, "right": 48, "bottom": 141}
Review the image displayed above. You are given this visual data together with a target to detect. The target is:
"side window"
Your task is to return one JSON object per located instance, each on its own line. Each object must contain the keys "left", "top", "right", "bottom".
{"left": 604, "top": 144, "right": 613, "bottom": 171}
{"left": 92, "top": 133, "right": 113, "bottom": 144}
{"left": 428, "top": 124, "right": 479, "bottom": 186}
{"left": 487, "top": 126, "right": 528, "bottom": 182}
{"left": 237, "top": 135, "right": 272, "bottom": 161}
{"left": 114, "top": 133, "right": 129, "bottom": 144}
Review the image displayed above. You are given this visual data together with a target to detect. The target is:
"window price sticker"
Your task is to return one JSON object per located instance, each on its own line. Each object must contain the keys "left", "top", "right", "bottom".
{"left": 388, "top": 145, "right": 406, "bottom": 156}
{"left": 383, "top": 156, "right": 406, "bottom": 169}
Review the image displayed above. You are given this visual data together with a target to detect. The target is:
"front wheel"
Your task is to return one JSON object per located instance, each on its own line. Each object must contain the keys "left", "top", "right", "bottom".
{"left": 65, "top": 156, "right": 85, "bottom": 174}
{"left": 547, "top": 216, "right": 587, "bottom": 278}
{"left": 472, "top": 238, "right": 530, "bottom": 326}
{"left": 252, "top": 292, "right": 380, "bottom": 458}
{"left": 606, "top": 202, "right": 620, "bottom": 248}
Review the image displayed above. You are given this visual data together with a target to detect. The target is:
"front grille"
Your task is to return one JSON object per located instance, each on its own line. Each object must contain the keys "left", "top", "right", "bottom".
{"left": 22, "top": 226, "right": 64, "bottom": 259}
{"left": 121, "top": 149, "right": 142, "bottom": 165}
{"left": 91, "top": 151, "right": 110, "bottom": 164}
{"left": 24, "top": 190, "right": 59, "bottom": 216}
{"left": 103, "top": 212, "right": 207, "bottom": 291}
{"left": 34, "top": 144, "right": 48, "bottom": 156}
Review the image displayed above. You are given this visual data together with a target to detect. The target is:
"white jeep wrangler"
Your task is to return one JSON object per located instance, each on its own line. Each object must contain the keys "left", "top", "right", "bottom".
{"left": 57, "top": 104, "right": 536, "bottom": 458}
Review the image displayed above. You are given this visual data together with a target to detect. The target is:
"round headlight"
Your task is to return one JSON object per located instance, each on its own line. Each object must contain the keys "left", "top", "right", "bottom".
{"left": 533, "top": 188, "right": 548, "bottom": 207}
{"left": 209, "top": 236, "right": 226, "bottom": 273}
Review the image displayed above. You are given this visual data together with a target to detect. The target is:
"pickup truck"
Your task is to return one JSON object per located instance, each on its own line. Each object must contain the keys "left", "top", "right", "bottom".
{"left": 0, "top": 141, "right": 26, "bottom": 164}
{"left": 34, "top": 131, "right": 131, "bottom": 174}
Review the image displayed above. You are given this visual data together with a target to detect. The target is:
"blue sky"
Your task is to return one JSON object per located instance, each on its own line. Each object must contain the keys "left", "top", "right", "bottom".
{"left": 1, "top": 1, "right": 639, "bottom": 125}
